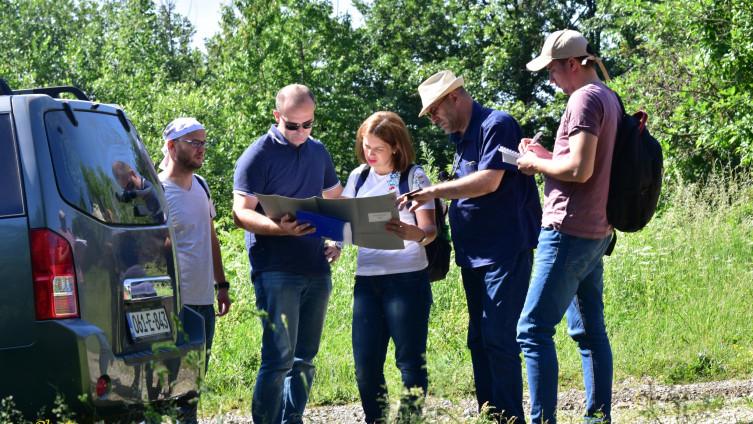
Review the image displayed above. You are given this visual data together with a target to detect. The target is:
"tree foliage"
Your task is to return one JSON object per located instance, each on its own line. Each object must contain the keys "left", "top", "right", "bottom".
{"left": 1, "top": 0, "right": 751, "bottom": 222}
{"left": 597, "top": 0, "right": 753, "bottom": 179}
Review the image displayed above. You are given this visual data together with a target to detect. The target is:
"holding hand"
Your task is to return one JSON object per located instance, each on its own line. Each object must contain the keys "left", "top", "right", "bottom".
{"left": 517, "top": 133, "right": 553, "bottom": 176}
{"left": 516, "top": 151, "right": 540, "bottom": 176}
{"left": 396, "top": 188, "right": 434, "bottom": 213}
{"left": 385, "top": 218, "right": 426, "bottom": 242}
{"left": 278, "top": 213, "right": 316, "bottom": 236}
{"left": 518, "top": 132, "right": 552, "bottom": 159}
{"left": 324, "top": 242, "right": 342, "bottom": 264}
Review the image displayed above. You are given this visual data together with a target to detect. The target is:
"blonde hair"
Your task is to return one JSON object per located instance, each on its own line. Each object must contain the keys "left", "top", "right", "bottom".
{"left": 355, "top": 111, "right": 415, "bottom": 173}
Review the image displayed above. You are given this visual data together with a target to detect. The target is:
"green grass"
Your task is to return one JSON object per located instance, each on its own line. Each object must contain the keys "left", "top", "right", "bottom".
{"left": 200, "top": 172, "right": 753, "bottom": 416}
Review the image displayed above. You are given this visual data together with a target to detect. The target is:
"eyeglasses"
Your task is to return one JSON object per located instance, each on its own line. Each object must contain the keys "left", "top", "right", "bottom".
{"left": 178, "top": 139, "right": 209, "bottom": 148}
{"left": 427, "top": 95, "right": 449, "bottom": 118}
{"left": 281, "top": 117, "right": 314, "bottom": 131}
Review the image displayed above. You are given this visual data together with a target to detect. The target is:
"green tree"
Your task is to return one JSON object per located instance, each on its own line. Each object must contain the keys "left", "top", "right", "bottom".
{"left": 599, "top": 0, "right": 753, "bottom": 180}
{"left": 353, "top": 0, "right": 597, "bottom": 166}
{"left": 200, "top": 0, "right": 370, "bottom": 219}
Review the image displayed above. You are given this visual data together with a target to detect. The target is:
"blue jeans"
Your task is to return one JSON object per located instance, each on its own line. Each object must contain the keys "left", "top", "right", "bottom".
{"left": 461, "top": 250, "right": 532, "bottom": 423}
{"left": 517, "top": 228, "right": 613, "bottom": 424}
{"left": 352, "top": 269, "right": 432, "bottom": 424}
{"left": 251, "top": 271, "right": 332, "bottom": 424}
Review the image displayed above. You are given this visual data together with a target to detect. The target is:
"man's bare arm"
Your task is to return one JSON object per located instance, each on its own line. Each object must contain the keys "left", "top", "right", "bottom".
{"left": 398, "top": 169, "right": 504, "bottom": 212}
{"left": 210, "top": 221, "right": 231, "bottom": 316}
{"left": 232, "top": 193, "right": 314, "bottom": 236}
{"left": 517, "top": 131, "right": 597, "bottom": 182}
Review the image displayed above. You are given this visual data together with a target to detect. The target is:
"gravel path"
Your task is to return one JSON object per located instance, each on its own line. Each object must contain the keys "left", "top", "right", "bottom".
{"left": 201, "top": 378, "right": 753, "bottom": 423}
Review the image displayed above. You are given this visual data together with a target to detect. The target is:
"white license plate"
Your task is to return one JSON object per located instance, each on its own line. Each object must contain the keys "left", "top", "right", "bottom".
{"left": 127, "top": 308, "right": 171, "bottom": 340}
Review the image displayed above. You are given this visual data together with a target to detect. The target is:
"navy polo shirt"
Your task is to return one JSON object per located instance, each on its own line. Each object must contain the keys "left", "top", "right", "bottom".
{"left": 233, "top": 125, "right": 340, "bottom": 276}
{"left": 448, "top": 102, "right": 542, "bottom": 268}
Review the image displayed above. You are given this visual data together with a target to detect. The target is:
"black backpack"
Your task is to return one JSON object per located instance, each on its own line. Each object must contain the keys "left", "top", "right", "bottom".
{"left": 607, "top": 94, "right": 663, "bottom": 234}
{"left": 355, "top": 164, "right": 452, "bottom": 282}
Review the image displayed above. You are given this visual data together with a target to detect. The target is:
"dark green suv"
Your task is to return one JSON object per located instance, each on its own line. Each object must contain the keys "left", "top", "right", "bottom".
{"left": 0, "top": 80, "right": 205, "bottom": 422}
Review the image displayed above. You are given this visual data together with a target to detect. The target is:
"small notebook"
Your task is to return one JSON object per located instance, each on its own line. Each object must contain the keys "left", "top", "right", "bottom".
{"left": 498, "top": 145, "right": 521, "bottom": 165}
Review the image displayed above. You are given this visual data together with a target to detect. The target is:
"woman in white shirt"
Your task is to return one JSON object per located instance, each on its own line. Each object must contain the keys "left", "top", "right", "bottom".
{"left": 342, "top": 111, "right": 437, "bottom": 423}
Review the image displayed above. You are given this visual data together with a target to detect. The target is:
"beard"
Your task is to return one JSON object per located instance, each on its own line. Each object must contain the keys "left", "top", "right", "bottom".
{"left": 175, "top": 149, "right": 203, "bottom": 171}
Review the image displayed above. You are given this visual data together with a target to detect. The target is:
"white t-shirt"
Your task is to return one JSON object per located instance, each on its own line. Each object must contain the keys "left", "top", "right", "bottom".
{"left": 342, "top": 165, "right": 434, "bottom": 276}
{"left": 159, "top": 174, "right": 216, "bottom": 306}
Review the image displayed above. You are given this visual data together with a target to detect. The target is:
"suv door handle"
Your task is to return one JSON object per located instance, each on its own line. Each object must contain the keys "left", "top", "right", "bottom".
{"left": 123, "top": 276, "right": 173, "bottom": 301}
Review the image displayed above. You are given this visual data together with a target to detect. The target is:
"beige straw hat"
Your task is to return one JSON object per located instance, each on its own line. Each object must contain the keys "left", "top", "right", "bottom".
{"left": 417, "top": 70, "right": 465, "bottom": 117}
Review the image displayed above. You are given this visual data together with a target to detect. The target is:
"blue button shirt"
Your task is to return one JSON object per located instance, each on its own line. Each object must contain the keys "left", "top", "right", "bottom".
{"left": 233, "top": 125, "right": 340, "bottom": 276}
{"left": 448, "top": 102, "right": 542, "bottom": 268}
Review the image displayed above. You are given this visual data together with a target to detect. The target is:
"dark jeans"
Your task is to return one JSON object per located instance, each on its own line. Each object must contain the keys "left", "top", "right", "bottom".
{"left": 183, "top": 304, "right": 217, "bottom": 369}
{"left": 252, "top": 271, "right": 332, "bottom": 424}
{"left": 178, "top": 304, "right": 216, "bottom": 424}
{"left": 461, "top": 250, "right": 532, "bottom": 423}
{"left": 352, "top": 269, "right": 432, "bottom": 424}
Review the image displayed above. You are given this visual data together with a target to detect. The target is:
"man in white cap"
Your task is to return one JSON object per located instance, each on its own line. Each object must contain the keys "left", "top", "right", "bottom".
{"left": 232, "top": 84, "right": 342, "bottom": 424}
{"left": 401, "top": 71, "right": 542, "bottom": 422}
{"left": 515, "top": 29, "right": 621, "bottom": 424}
{"left": 159, "top": 117, "right": 232, "bottom": 423}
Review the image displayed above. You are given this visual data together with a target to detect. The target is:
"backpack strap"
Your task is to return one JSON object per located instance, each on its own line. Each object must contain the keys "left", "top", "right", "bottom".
{"left": 354, "top": 164, "right": 371, "bottom": 196}
{"left": 398, "top": 163, "right": 419, "bottom": 194}
{"left": 612, "top": 90, "right": 627, "bottom": 115}
{"left": 194, "top": 174, "right": 211, "bottom": 201}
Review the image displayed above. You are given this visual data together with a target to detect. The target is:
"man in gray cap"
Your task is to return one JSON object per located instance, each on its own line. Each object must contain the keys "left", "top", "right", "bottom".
{"left": 401, "top": 71, "right": 541, "bottom": 422}
{"left": 516, "top": 29, "right": 621, "bottom": 424}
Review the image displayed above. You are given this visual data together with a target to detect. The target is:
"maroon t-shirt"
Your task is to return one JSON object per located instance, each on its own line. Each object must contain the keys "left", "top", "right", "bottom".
{"left": 541, "top": 81, "right": 621, "bottom": 239}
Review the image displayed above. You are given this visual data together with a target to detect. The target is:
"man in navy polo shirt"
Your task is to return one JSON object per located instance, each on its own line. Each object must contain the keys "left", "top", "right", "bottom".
{"left": 400, "top": 71, "right": 541, "bottom": 423}
{"left": 232, "top": 84, "right": 343, "bottom": 424}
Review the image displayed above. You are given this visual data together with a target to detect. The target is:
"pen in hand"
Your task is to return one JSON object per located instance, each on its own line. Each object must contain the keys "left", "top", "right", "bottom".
{"left": 404, "top": 188, "right": 421, "bottom": 199}
{"left": 520, "top": 131, "right": 543, "bottom": 155}
{"left": 397, "top": 188, "right": 422, "bottom": 210}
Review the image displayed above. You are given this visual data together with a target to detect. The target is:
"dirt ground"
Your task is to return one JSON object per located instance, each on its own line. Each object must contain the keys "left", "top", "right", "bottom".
{"left": 200, "top": 378, "right": 753, "bottom": 423}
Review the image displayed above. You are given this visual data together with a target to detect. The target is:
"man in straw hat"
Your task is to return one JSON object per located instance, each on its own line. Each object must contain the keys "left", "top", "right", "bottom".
{"left": 232, "top": 84, "right": 343, "bottom": 424}
{"left": 400, "top": 71, "right": 542, "bottom": 422}
{"left": 515, "top": 29, "right": 621, "bottom": 424}
{"left": 159, "top": 117, "right": 232, "bottom": 423}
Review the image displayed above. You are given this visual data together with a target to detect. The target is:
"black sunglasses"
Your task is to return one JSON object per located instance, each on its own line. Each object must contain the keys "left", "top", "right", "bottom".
{"left": 282, "top": 117, "right": 314, "bottom": 131}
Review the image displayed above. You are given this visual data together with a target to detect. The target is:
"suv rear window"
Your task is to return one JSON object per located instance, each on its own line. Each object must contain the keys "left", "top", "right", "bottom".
{"left": 45, "top": 110, "right": 165, "bottom": 225}
{"left": 0, "top": 114, "right": 24, "bottom": 217}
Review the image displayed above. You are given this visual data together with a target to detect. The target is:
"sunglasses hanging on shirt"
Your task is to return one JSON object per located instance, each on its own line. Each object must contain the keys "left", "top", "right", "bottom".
{"left": 439, "top": 144, "right": 466, "bottom": 182}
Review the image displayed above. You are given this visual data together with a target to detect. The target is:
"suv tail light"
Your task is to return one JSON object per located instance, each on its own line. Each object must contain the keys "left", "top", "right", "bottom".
{"left": 30, "top": 229, "right": 79, "bottom": 319}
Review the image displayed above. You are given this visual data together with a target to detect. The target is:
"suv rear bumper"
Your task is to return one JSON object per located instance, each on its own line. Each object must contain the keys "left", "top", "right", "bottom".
{"left": 0, "top": 309, "right": 205, "bottom": 419}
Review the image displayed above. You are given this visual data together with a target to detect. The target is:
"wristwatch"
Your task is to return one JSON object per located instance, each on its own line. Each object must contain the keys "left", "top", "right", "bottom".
{"left": 215, "top": 281, "right": 230, "bottom": 290}
{"left": 417, "top": 231, "right": 427, "bottom": 245}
